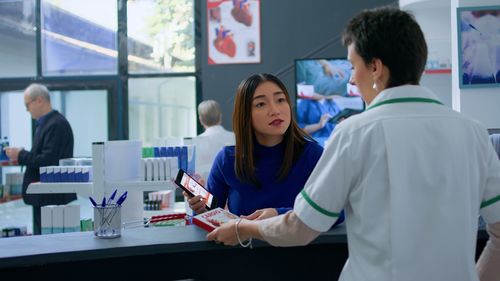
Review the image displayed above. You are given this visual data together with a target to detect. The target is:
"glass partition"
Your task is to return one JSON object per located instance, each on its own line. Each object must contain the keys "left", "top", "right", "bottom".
{"left": 0, "top": 90, "right": 32, "bottom": 153}
{"left": 0, "top": 89, "right": 108, "bottom": 158}
{"left": 50, "top": 89, "right": 109, "bottom": 157}
{"left": 0, "top": 0, "right": 36, "bottom": 77}
{"left": 41, "top": 0, "right": 118, "bottom": 75}
{"left": 127, "top": 0, "right": 195, "bottom": 73}
{"left": 129, "top": 76, "right": 196, "bottom": 146}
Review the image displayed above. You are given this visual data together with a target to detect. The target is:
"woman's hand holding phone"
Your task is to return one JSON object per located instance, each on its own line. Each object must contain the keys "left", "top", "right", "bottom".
{"left": 183, "top": 191, "right": 208, "bottom": 214}
{"left": 176, "top": 169, "right": 218, "bottom": 210}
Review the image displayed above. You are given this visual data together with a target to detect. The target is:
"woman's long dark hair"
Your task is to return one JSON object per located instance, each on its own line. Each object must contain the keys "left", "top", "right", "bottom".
{"left": 232, "top": 73, "right": 314, "bottom": 186}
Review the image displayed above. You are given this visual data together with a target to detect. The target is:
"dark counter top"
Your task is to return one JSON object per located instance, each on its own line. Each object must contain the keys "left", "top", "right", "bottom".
{"left": 0, "top": 225, "right": 488, "bottom": 280}
{"left": 0, "top": 224, "right": 348, "bottom": 270}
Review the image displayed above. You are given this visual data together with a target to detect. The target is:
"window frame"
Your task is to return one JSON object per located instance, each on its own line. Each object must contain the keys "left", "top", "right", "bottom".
{"left": 0, "top": 0, "right": 202, "bottom": 140}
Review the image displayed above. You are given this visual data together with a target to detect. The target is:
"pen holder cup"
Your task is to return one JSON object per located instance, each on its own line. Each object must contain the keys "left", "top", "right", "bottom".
{"left": 93, "top": 204, "right": 122, "bottom": 238}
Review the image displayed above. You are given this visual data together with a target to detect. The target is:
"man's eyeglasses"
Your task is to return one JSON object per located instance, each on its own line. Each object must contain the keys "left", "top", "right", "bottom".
{"left": 25, "top": 99, "right": 36, "bottom": 110}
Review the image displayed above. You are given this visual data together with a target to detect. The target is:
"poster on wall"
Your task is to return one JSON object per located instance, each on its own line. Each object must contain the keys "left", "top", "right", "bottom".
{"left": 207, "top": 0, "right": 261, "bottom": 65}
{"left": 457, "top": 6, "right": 500, "bottom": 88}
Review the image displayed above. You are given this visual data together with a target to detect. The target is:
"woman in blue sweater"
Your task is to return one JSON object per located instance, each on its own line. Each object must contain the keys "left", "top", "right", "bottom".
{"left": 188, "top": 73, "right": 341, "bottom": 222}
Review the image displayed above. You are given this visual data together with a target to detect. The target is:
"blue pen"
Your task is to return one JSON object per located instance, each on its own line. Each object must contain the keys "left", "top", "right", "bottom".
{"left": 89, "top": 196, "right": 97, "bottom": 207}
{"left": 116, "top": 195, "right": 127, "bottom": 206}
{"left": 116, "top": 191, "right": 128, "bottom": 206}
{"left": 107, "top": 189, "right": 118, "bottom": 205}
{"left": 101, "top": 197, "right": 106, "bottom": 207}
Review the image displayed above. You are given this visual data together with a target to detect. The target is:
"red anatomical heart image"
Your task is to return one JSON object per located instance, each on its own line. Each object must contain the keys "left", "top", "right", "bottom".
{"left": 214, "top": 26, "right": 236, "bottom": 57}
{"left": 231, "top": 0, "right": 252, "bottom": 27}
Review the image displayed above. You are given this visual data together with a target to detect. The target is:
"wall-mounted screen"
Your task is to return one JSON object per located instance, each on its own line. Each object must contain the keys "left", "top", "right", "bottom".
{"left": 457, "top": 6, "right": 500, "bottom": 88}
{"left": 295, "top": 58, "right": 364, "bottom": 146}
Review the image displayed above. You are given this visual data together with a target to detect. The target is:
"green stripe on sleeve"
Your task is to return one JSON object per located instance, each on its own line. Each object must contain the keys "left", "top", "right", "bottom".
{"left": 300, "top": 189, "right": 340, "bottom": 217}
{"left": 481, "top": 195, "right": 500, "bottom": 209}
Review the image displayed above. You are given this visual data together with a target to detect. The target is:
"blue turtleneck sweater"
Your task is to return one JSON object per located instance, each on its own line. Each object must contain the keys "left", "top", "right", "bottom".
{"left": 206, "top": 140, "right": 323, "bottom": 216}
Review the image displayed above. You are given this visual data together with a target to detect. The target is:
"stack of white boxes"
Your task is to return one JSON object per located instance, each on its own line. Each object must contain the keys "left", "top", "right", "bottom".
{"left": 144, "top": 145, "right": 196, "bottom": 175}
{"left": 41, "top": 205, "right": 80, "bottom": 234}
{"left": 140, "top": 157, "right": 179, "bottom": 182}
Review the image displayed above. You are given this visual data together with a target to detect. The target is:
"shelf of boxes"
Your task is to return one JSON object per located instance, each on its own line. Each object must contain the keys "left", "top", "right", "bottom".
{"left": 25, "top": 141, "right": 184, "bottom": 225}
{"left": 27, "top": 182, "right": 93, "bottom": 197}
{"left": 107, "top": 180, "right": 176, "bottom": 192}
{"left": 27, "top": 180, "right": 177, "bottom": 197}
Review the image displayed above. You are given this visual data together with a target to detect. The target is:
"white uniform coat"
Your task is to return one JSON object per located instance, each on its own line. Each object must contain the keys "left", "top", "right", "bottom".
{"left": 193, "top": 125, "right": 234, "bottom": 180}
{"left": 294, "top": 85, "right": 500, "bottom": 281}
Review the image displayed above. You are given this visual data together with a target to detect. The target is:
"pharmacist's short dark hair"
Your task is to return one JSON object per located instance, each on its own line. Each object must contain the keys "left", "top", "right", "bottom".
{"left": 342, "top": 7, "right": 428, "bottom": 87}
{"left": 198, "top": 100, "right": 222, "bottom": 127}
{"left": 25, "top": 83, "right": 51, "bottom": 103}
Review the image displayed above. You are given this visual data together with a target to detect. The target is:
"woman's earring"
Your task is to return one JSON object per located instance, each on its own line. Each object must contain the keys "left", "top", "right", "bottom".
{"left": 372, "top": 82, "right": 377, "bottom": 90}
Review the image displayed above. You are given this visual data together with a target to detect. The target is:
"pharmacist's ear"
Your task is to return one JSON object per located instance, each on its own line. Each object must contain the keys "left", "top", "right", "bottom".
{"left": 371, "top": 58, "right": 390, "bottom": 92}
{"left": 370, "top": 58, "right": 383, "bottom": 82}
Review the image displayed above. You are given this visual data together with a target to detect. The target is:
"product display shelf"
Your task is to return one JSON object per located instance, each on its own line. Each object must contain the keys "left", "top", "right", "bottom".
{"left": 27, "top": 179, "right": 176, "bottom": 197}
{"left": 27, "top": 182, "right": 93, "bottom": 197}
{"left": 25, "top": 142, "right": 177, "bottom": 223}
{"left": 107, "top": 180, "right": 176, "bottom": 192}
{"left": 143, "top": 202, "right": 186, "bottom": 218}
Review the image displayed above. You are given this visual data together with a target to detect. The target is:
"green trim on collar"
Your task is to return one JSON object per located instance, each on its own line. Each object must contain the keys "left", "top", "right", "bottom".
{"left": 367, "top": 97, "right": 444, "bottom": 111}
{"left": 300, "top": 189, "right": 340, "bottom": 217}
{"left": 481, "top": 195, "right": 500, "bottom": 209}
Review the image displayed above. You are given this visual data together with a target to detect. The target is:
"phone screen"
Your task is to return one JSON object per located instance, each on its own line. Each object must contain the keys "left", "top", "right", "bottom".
{"left": 179, "top": 172, "right": 215, "bottom": 207}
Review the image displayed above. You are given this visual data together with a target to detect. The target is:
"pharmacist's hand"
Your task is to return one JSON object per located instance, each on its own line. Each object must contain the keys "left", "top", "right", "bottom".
{"left": 241, "top": 208, "right": 278, "bottom": 220}
{"left": 4, "top": 147, "right": 22, "bottom": 161}
{"left": 207, "top": 219, "right": 239, "bottom": 246}
{"left": 184, "top": 192, "right": 207, "bottom": 214}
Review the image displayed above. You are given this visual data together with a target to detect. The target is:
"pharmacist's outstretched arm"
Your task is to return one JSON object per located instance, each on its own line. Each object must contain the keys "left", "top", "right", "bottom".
{"left": 477, "top": 221, "right": 500, "bottom": 281}
{"left": 241, "top": 208, "right": 279, "bottom": 220}
{"left": 207, "top": 211, "right": 320, "bottom": 247}
{"left": 258, "top": 211, "right": 321, "bottom": 247}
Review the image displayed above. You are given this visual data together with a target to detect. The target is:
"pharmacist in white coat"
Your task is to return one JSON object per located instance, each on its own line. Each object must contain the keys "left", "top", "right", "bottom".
{"left": 193, "top": 100, "right": 235, "bottom": 180}
{"left": 207, "top": 8, "right": 500, "bottom": 281}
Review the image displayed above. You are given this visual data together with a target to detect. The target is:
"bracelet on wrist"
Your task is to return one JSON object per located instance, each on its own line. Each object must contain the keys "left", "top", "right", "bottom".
{"left": 235, "top": 218, "right": 252, "bottom": 249}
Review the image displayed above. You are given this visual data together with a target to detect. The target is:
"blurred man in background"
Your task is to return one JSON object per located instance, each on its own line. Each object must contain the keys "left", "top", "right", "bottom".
{"left": 193, "top": 100, "right": 234, "bottom": 181}
{"left": 5, "top": 83, "right": 75, "bottom": 235}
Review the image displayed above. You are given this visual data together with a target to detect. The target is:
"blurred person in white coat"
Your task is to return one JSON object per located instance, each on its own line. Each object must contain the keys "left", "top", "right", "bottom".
{"left": 193, "top": 100, "right": 235, "bottom": 181}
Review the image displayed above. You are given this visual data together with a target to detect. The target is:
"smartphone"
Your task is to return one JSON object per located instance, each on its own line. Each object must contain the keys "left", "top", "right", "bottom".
{"left": 174, "top": 169, "right": 218, "bottom": 210}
